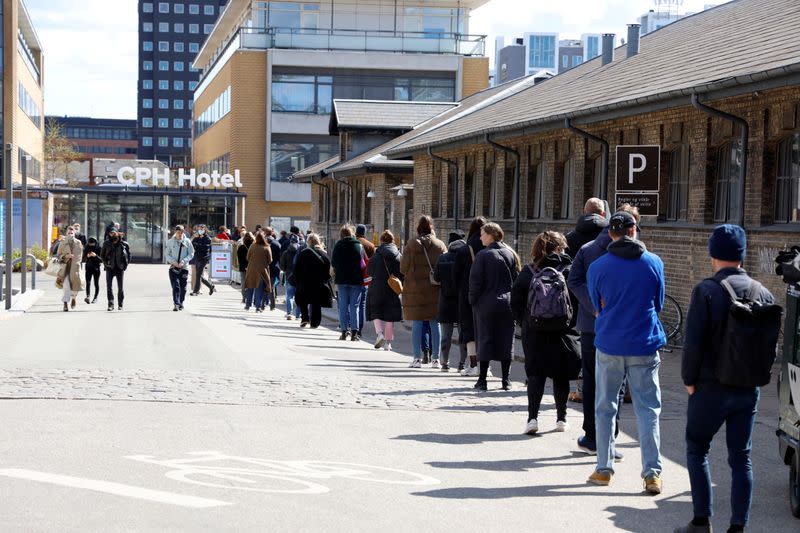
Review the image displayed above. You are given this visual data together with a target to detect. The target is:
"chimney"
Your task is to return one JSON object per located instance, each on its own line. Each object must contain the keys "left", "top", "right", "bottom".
{"left": 601, "top": 33, "right": 615, "bottom": 66}
{"left": 627, "top": 24, "right": 641, "bottom": 57}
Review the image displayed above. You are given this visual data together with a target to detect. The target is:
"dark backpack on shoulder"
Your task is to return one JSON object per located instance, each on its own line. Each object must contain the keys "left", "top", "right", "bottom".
{"left": 715, "top": 278, "right": 782, "bottom": 388}
{"left": 526, "top": 264, "right": 573, "bottom": 332}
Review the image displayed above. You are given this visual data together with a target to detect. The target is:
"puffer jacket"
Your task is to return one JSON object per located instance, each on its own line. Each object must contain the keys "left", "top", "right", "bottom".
{"left": 434, "top": 239, "right": 466, "bottom": 324}
{"left": 400, "top": 233, "right": 447, "bottom": 321}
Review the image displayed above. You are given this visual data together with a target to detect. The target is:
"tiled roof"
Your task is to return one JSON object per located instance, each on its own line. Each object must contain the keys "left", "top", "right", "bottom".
{"left": 291, "top": 155, "right": 340, "bottom": 181}
{"left": 386, "top": 0, "right": 800, "bottom": 156}
{"left": 329, "top": 100, "right": 457, "bottom": 134}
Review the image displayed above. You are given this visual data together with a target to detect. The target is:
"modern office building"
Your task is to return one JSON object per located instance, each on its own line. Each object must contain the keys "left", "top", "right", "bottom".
{"left": 47, "top": 116, "right": 138, "bottom": 160}
{"left": 582, "top": 33, "right": 601, "bottom": 62}
{"left": 191, "top": 0, "right": 491, "bottom": 232}
{"left": 557, "top": 39, "right": 583, "bottom": 73}
{"left": 496, "top": 32, "right": 603, "bottom": 81}
{"left": 496, "top": 37, "right": 524, "bottom": 84}
{"left": 522, "top": 32, "right": 558, "bottom": 76}
{"left": 137, "top": 0, "right": 227, "bottom": 167}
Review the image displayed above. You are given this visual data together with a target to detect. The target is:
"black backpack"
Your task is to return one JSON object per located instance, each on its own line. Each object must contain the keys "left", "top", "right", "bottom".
{"left": 715, "top": 278, "right": 782, "bottom": 388}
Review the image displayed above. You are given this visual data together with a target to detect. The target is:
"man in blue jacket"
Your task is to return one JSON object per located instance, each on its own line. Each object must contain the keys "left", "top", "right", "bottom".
{"left": 587, "top": 210, "right": 666, "bottom": 494}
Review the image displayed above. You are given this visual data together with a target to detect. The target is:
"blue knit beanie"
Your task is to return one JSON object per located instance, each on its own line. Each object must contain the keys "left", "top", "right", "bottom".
{"left": 708, "top": 224, "right": 746, "bottom": 262}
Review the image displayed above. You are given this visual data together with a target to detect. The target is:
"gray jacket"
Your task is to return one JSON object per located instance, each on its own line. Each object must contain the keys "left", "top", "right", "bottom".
{"left": 165, "top": 235, "right": 195, "bottom": 268}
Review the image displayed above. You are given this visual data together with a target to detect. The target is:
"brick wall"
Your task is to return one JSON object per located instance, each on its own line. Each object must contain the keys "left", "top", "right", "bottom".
{"left": 461, "top": 57, "right": 490, "bottom": 99}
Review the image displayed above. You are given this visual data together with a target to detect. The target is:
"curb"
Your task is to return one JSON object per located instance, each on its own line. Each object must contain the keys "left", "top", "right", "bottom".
{"left": 0, "top": 289, "right": 45, "bottom": 320}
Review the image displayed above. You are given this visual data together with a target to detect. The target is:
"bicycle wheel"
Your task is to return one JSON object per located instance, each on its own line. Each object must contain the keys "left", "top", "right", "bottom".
{"left": 659, "top": 294, "right": 683, "bottom": 345}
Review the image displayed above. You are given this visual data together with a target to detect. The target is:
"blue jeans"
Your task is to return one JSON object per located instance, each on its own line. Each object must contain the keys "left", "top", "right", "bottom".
{"left": 412, "top": 320, "right": 441, "bottom": 360}
{"left": 686, "top": 384, "right": 759, "bottom": 526}
{"left": 285, "top": 283, "right": 301, "bottom": 317}
{"left": 357, "top": 286, "right": 368, "bottom": 333}
{"left": 595, "top": 351, "right": 662, "bottom": 477}
{"left": 337, "top": 284, "right": 362, "bottom": 332}
{"left": 245, "top": 280, "right": 266, "bottom": 309}
{"left": 268, "top": 276, "right": 280, "bottom": 309}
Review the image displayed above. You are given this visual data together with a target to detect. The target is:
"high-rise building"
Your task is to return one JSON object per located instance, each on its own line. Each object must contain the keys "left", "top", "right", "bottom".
{"left": 522, "top": 32, "right": 558, "bottom": 76}
{"left": 495, "top": 31, "right": 603, "bottom": 83}
{"left": 137, "top": 1, "right": 226, "bottom": 167}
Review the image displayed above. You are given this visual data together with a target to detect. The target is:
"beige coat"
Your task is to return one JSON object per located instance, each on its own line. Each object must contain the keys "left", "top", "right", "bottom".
{"left": 244, "top": 243, "right": 272, "bottom": 290}
{"left": 400, "top": 234, "right": 446, "bottom": 321}
{"left": 57, "top": 237, "right": 84, "bottom": 291}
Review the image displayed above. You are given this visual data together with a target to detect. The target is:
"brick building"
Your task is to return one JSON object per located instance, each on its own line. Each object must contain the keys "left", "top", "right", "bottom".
{"left": 307, "top": 0, "right": 800, "bottom": 318}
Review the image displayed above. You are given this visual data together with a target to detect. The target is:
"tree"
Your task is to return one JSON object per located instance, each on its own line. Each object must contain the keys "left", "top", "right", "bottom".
{"left": 44, "top": 118, "right": 82, "bottom": 185}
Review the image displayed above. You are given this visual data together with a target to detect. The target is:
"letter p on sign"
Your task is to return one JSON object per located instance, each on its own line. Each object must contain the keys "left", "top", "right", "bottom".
{"left": 629, "top": 153, "right": 647, "bottom": 184}
{"left": 615, "top": 146, "right": 660, "bottom": 192}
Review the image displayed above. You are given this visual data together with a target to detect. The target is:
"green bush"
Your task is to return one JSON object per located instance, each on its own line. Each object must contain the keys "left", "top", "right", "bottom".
{"left": 11, "top": 245, "right": 49, "bottom": 272}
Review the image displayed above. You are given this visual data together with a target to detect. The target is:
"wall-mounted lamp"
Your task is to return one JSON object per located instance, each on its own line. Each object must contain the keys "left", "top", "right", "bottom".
{"left": 367, "top": 190, "right": 376, "bottom": 198}
{"left": 397, "top": 188, "right": 408, "bottom": 197}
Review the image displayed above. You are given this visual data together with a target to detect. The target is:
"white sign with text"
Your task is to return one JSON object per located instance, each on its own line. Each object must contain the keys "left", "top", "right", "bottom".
{"left": 117, "top": 167, "right": 243, "bottom": 189}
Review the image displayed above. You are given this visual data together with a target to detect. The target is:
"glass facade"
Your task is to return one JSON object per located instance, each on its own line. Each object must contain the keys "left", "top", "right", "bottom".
{"left": 270, "top": 136, "right": 338, "bottom": 182}
{"left": 528, "top": 34, "right": 557, "bottom": 70}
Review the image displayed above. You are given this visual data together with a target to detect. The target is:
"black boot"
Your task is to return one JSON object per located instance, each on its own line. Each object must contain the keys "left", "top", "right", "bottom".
{"left": 474, "top": 379, "right": 487, "bottom": 391}
{"left": 339, "top": 330, "right": 349, "bottom": 340}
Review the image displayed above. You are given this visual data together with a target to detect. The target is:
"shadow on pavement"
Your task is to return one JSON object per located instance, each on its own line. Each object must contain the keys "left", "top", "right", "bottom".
{"left": 393, "top": 432, "right": 531, "bottom": 444}
{"left": 425, "top": 453, "right": 595, "bottom": 472}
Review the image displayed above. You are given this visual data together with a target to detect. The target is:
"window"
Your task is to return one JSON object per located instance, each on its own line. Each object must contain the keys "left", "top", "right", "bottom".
{"left": 463, "top": 154, "right": 476, "bottom": 217}
{"left": 482, "top": 151, "right": 496, "bottom": 216}
{"left": 173, "top": 118, "right": 184, "bottom": 128}
{"left": 159, "top": 22, "right": 169, "bottom": 32}
{"left": 502, "top": 153, "right": 516, "bottom": 219}
{"left": 713, "top": 140, "right": 743, "bottom": 222}
{"left": 158, "top": 118, "right": 169, "bottom": 128}
{"left": 204, "top": 24, "right": 214, "bottom": 33}
{"left": 174, "top": 138, "right": 184, "bottom": 148}
{"left": 204, "top": 5, "right": 215, "bottom": 15}
{"left": 572, "top": 55, "right": 582, "bottom": 67}
{"left": 174, "top": 3, "right": 184, "bottom": 14}
{"left": 174, "top": 23, "right": 184, "bottom": 33}
{"left": 667, "top": 145, "right": 690, "bottom": 221}
{"left": 189, "top": 43, "right": 199, "bottom": 53}
{"left": 143, "top": 136, "right": 153, "bottom": 146}
{"left": 189, "top": 81, "right": 198, "bottom": 90}
{"left": 270, "top": 137, "right": 338, "bottom": 182}
{"left": 592, "top": 156, "right": 604, "bottom": 198}
{"left": 431, "top": 161, "right": 441, "bottom": 218}
{"left": 528, "top": 34, "right": 557, "bottom": 69}
{"left": 173, "top": 61, "right": 184, "bottom": 71}
{"left": 562, "top": 55, "right": 569, "bottom": 68}
{"left": 143, "top": 79, "right": 153, "bottom": 89}
{"left": 194, "top": 86, "right": 231, "bottom": 136}
{"left": 142, "top": 118, "right": 153, "bottom": 128}
{"left": 158, "top": 41, "right": 169, "bottom": 51}
{"left": 158, "top": 80, "right": 169, "bottom": 90}
{"left": 269, "top": 2, "right": 320, "bottom": 29}
{"left": 143, "top": 99, "right": 153, "bottom": 108}
{"left": 174, "top": 80, "right": 184, "bottom": 90}
{"left": 143, "top": 22, "right": 153, "bottom": 32}
{"left": 158, "top": 61, "right": 169, "bottom": 71}
{"left": 189, "top": 24, "right": 199, "bottom": 33}
{"left": 143, "top": 60, "right": 153, "bottom": 70}
{"left": 158, "top": 99, "right": 169, "bottom": 109}
{"left": 174, "top": 42, "right": 184, "bottom": 52}
{"left": 143, "top": 41, "right": 153, "bottom": 51}
{"left": 158, "top": 2, "right": 169, "bottom": 13}
{"left": 561, "top": 158, "right": 575, "bottom": 219}
{"left": 142, "top": 2, "right": 153, "bottom": 13}
{"left": 174, "top": 99, "right": 184, "bottom": 109}
{"left": 189, "top": 4, "right": 199, "bottom": 14}
{"left": 158, "top": 137, "right": 169, "bottom": 147}
{"left": 585, "top": 35, "right": 600, "bottom": 59}
{"left": 775, "top": 134, "right": 800, "bottom": 223}
{"left": 526, "top": 149, "right": 544, "bottom": 219}
{"left": 17, "top": 82, "right": 41, "bottom": 128}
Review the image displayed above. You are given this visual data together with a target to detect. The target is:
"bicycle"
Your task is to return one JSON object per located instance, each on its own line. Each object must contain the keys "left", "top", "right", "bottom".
{"left": 659, "top": 294, "right": 684, "bottom": 351}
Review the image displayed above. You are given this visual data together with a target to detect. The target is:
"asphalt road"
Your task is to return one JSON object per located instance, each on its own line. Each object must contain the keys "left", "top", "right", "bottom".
{"left": 0, "top": 265, "right": 796, "bottom": 532}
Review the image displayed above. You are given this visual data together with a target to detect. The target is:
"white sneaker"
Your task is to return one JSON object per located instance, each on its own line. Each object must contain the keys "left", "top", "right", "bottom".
{"left": 486, "top": 367, "right": 493, "bottom": 378}
{"left": 525, "top": 419, "right": 539, "bottom": 435}
{"left": 463, "top": 366, "right": 479, "bottom": 377}
{"left": 556, "top": 420, "right": 569, "bottom": 432}
{"left": 431, "top": 360, "right": 441, "bottom": 369}
{"left": 384, "top": 342, "right": 392, "bottom": 351}
{"left": 374, "top": 333, "right": 385, "bottom": 349}
{"left": 409, "top": 359, "right": 421, "bottom": 368}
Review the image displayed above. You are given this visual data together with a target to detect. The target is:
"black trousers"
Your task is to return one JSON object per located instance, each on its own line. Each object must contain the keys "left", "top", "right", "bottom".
{"left": 193, "top": 259, "right": 214, "bottom": 293}
{"left": 580, "top": 332, "right": 623, "bottom": 441}
{"left": 106, "top": 269, "right": 125, "bottom": 305}
{"left": 300, "top": 303, "right": 322, "bottom": 328}
{"left": 85, "top": 268, "right": 100, "bottom": 299}
{"left": 527, "top": 372, "right": 570, "bottom": 422}
{"left": 169, "top": 268, "right": 189, "bottom": 305}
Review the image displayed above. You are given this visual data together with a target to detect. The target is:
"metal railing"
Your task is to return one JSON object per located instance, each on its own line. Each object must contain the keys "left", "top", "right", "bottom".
{"left": 0, "top": 254, "right": 38, "bottom": 302}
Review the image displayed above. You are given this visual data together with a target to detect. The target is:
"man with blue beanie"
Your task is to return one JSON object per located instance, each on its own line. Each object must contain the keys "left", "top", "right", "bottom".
{"left": 674, "top": 225, "right": 774, "bottom": 533}
{"left": 586, "top": 210, "right": 666, "bottom": 494}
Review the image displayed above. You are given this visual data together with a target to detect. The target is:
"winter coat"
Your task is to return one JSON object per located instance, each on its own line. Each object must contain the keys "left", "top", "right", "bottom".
{"left": 237, "top": 242, "right": 251, "bottom": 273}
{"left": 280, "top": 235, "right": 307, "bottom": 282}
{"left": 366, "top": 243, "right": 403, "bottom": 322}
{"left": 57, "top": 237, "right": 84, "bottom": 291}
{"left": 400, "top": 233, "right": 447, "bottom": 321}
{"left": 294, "top": 246, "right": 333, "bottom": 308}
{"left": 244, "top": 244, "right": 273, "bottom": 290}
{"left": 74, "top": 233, "right": 87, "bottom": 247}
{"left": 453, "top": 233, "right": 485, "bottom": 343}
{"left": 468, "top": 241, "right": 519, "bottom": 362}
{"left": 566, "top": 214, "right": 608, "bottom": 258}
{"left": 587, "top": 236, "right": 666, "bottom": 356}
{"left": 100, "top": 238, "right": 131, "bottom": 271}
{"left": 567, "top": 228, "right": 612, "bottom": 334}
{"left": 192, "top": 235, "right": 212, "bottom": 263}
{"left": 332, "top": 236, "right": 365, "bottom": 287}
{"left": 434, "top": 239, "right": 466, "bottom": 324}
{"left": 512, "top": 253, "right": 581, "bottom": 379}
{"left": 268, "top": 238, "right": 282, "bottom": 281}
{"left": 165, "top": 235, "right": 194, "bottom": 268}
{"left": 682, "top": 267, "right": 775, "bottom": 387}
{"left": 82, "top": 239, "right": 103, "bottom": 272}
{"left": 357, "top": 237, "right": 376, "bottom": 259}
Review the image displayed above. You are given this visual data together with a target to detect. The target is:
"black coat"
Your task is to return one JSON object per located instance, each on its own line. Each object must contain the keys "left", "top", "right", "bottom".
{"left": 100, "top": 239, "right": 130, "bottom": 271}
{"left": 453, "top": 233, "right": 485, "bottom": 344}
{"left": 82, "top": 239, "right": 103, "bottom": 271}
{"left": 268, "top": 238, "right": 282, "bottom": 280}
{"left": 435, "top": 239, "right": 465, "bottom": 324}
{"left": 192, "top": 235, "right": 212, "bottom": 262}
{"left": 511, "top": 253, "right": 581, "bottom": 380}
{"left": 332, "top": 236, "right": 364, "bottom": 286}
{"left": 294, "top": 246, "right": 333, "bottom": 308}
{"left": 468, "top": 242, "right": 519, "bottom": 362}
{"left": 366, "top": 243, "right": 403, "bottom": 322}
{"left": 566, "top": 214, "right": 608, "bottom": 258}
{"left": 237, "top": 242, "right": 251, "bottom": 273}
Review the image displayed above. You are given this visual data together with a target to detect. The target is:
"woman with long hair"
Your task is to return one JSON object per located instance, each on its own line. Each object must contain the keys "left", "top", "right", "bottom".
{"left": 468, "top": 222, "right": 520, "bottom": 390}
{"left": 367, "top": 230, "right": 403, "bottom": 352}
{"left": 332, "top": 225, "right": 365, "bottom": 340}
{"left": 453, "top": 216, "right": 488, "bottom": 375}
{"left": 243, "top": 232, "right": 272, "bottom": 312}
{"left": 294, "top": 233, "right": 333, "bottom": 328}
{"left": 57, "top": 226, "right": 84, "bottom": 312}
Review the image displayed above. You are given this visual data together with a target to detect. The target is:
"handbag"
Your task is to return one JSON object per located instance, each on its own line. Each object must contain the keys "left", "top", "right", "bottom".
{"left": 383, "top": 255, "right": 403, "bottom": 295}
{"left": 45, "top": 257, "right": 62, "bottom": 277}
{"left": 359, "top": 244, "right": 372, "bottom": 287}
{"left": 419, "top": 239, "right": 440, "bottom": 286}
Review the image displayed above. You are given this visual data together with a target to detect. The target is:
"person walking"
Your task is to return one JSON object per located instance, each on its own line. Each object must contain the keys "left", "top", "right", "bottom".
{"left": 280, "top": 230, "right": 306, "bottom": 320}
{"left": 674, "top": 225, "right": 777, "bottom": 533}
{"left": 82, "top": 236, "right": 103, "bottom": 304}
{"left": 57, "top": 226, "right": 84, "bottom": 312}
{"left": 434, "top": 231, "right": 467, "bottom": 372}
{"left": 244, "top": 232, "right": 273, "bottom": 312}
{"left": 190, "top": 224, "right": 216, "bottom": 296}
{"left": 367, "top": 230, "right": 403, "bottom": 352}
{"left": 72, "top": 223, "right": 88, "bottom": 247}
{"left": 267, "top": 229, "right": 282, "bottom": 311}
{"left": 100, "top": 228, "right": 131, "bottom": 311}
{"left": 332, "top": 225, "right": 365, "bottom": 341}
{"left": 586, "top": 210, "right": 666, "bottom": 494}
{"left": 468, "top": 222, "right": 519, "bottom": 390}
{"left": 166, "top": 225, "right": 194, "bottom": 311}
{"left": 293, "top": 234, "right": 333, "bottom": 328}
{"left": 453, "top": 217, "right": 487, "bottom": 375}
{"left": 512, "top": 231, "right": 581, "bottom": 434}
{"left": 355, "top": 224, "right": 375, "bottom": 338}
{"left": 566, "top": 198, "right": 608, "bottom": 258}
{"left": 237, "top": 232, "right": 254, "bottom": 303}
{"left": 401, "top": 216, "right": 447, "bottom": 368}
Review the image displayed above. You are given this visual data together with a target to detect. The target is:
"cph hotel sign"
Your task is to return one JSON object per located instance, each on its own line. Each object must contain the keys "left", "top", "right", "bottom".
{"left": 117, "top": 167, "right": 243, "bottom": 188}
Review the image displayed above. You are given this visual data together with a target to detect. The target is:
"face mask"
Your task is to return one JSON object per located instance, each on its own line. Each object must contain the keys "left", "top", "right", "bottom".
{"left": 112, "top": 235, "right": 119, "bottom": 241}
{"left": 198, "top": 229, "right": 206, "bottom": 235}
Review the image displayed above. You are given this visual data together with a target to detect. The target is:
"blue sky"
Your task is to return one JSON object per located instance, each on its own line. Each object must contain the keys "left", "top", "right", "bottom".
{"left": 27, "top": 0, "right": 725, "bottom": 120}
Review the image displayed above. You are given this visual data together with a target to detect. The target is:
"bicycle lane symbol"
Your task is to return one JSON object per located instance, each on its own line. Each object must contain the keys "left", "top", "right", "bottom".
{"left": 123, "top": 450, "right": 441, "bottom": 496}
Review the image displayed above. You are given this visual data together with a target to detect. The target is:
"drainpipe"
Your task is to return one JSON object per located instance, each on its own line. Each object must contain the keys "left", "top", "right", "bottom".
{"left": 484, "top": 133, "right": 520, "bottom": 252}
{"left": 427, "top": 147, "right": 459, "bottom": 232}
{"left": 331, "top": 172, "right": 354, "bottom": 223}
{"left": 311, "top": 173, "right": 330, "bottom": 245}
{"left": 565, "top": 118, "right": 609, "bottom": 202}
{"left": 691, "top": 93, "right": 748, "bottom": 229}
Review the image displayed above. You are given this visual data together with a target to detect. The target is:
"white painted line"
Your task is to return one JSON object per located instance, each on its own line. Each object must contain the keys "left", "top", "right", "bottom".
{"left": 0, "top": 468, "right": 232, "bottom": 508}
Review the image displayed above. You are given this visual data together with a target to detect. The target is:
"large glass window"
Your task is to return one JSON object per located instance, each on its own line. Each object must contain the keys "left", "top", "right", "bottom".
{"left": 585, "top": 35, "right": 600, "bottom": 59}
{"left": 502, "top": 154, "right": 516, "bottom": 219}
{"left": 174, "top": 22, "right": 184, "bottom": 33}
{"left": 174, "top": 99, "right": 184, "bottom": 110}
{"left": 174, "top": 3, "right": 184, "bottom": 14}
{"left": 158, "top": 22, "right": 169, "bottom": 32}
{"left": 194, "top": 86, "right": 231, "bottom": 136}
{"left": 158, "top": 2, "right": 169, "bottom": 13}
{"left": 270, "top": 137, "right": 338, "bottom": 182}
{"left": 143, "top": 22, "right": 153, "bottom": 32}
{"left": 142, "top": 136, "right": 152, "bottom": 146}
{"left": 173, "top": 61, "right": 184, "bottom": 71}
{"left": 158, "top": 99, "right": 169, "bottom": 109}
{"left": 667, "top": 144, "right": 690, "bottom": 221}
{"left": 143, "top": 99, "right": 153, "bottom": 108}
{"left": 143, "top": 80, "right": 153, "bottom": 89}
{"left": 158, "top": 79, "right": 169, "bottom": 90}
{"left": 142, "top": 2, "right": 153, "bottom": 13}
{"left": 401, "top": 7, "right": 460, "bottom": 34}
{"left": 158, "top": 137, "right": 168, "bottom": 147}
{"left": 775, "top": 134, "right": 800, "bottom": 223}
{"left": 158, "top": 118, "right": 169, "bottom": 128}
{"left": 158, "top": 60, "right": 169, "bottom": 71}
{"left": 173, "top": 118, "right": 184, "bottom": 128}
{"left": 189, "top": 4, "right": 199, "bottom": 15}
{"left": 17, "top": 82, "right": 41, "bottom": 127}
{"left": 174, "top": 80, "right": 184, "bottom": 90}
{"left": 189, "top": 43, "right": 199, "bottom": 53}
{"left": 529, "top": 34, "right": 557, "bottom": 69}
{"left": 713, "top": 140, "right": 743, "bottom": 222}
{"left": 482, "top": 151, "right": 495, "bottom": 217}
{"left": 158, "top": 41, "right": 169, "bottom": 51}
{"left": 143, "top": 61, "right": 153, "bottom": 71}
{"left": 203, "top": 24, "right": 214, "bottom": 33}
{"left": 561, "top": 158, "right": 575, "bottom": 219}
{"left": 269, "top": 2, "right": 319, "bottom": 29}
{"left": 143, "top": 41, "right": 154, "bottom": 51}
{"left": 189, "top": 24, "right": 199, "bottom": 34}
{"left": 174, "top": 42, "right": 184, "bottom": 52}
{"left": 592, "top": 156, "right": 603, "bottom": 198}
{"left": 526, "top": 148, "right": 544, "bottom": 219}
{"left": 142, "top": 118, "right": 153, "bottom": 128}
{"left": 463, "top": 154, "right": 476, "bottom": 218}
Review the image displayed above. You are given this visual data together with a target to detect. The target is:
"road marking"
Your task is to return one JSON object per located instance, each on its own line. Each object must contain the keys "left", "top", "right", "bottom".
{"left": 0, "top": 468, "right": 232, "bottom": 508}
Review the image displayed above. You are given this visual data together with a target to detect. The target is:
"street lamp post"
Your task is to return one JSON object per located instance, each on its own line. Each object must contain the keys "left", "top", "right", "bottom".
{"left": 21, "top": 154, "right": 30, "bottom": 294}
{"left": 4, "top": 143, "right": 12, "bottom": 309}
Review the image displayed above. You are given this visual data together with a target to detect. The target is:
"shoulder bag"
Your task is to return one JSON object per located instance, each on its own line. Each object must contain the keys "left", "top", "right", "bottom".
{"left": 383, "top": 254, "right": 403, "bottom": 295}
{"left": 170, "top": 243, "right": 185, "bottom": 274}
{"left": 418, "top": 239, "right": 440, "bottom": 286}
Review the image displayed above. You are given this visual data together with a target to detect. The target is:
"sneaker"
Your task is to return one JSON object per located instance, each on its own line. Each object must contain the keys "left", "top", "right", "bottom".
{"left": 501, "top": 380, "right": 512, "bottom": 391}
{"left": 178, "top": 305, "right": 184, "bottom": 311}
{"left": 374, "top": 333, "right": 385, "bottom": 349}
{"left": 190, "top": 292, "right": 198, "bottom": 296}
{"left": 409, "top": 359, "right": 421, "bottom": 368}
{"left": 486, "top": 367, "right": 494, "bottom": 378}
{"left": 286, "top": 314, "right": 294, "bottom": 320}
{"left": 173, "top": 305, "right": 179, "bottom": 312}
{"left": 118, "top": 305, "right": 123, "bottom": 311}
{"left": 384, "top": 342, "right": 392, "bottom": 352}
{"left": 91, "top": 297, "right": 97, "bottom": 304}
{"left": 441, "top": 364, "right": 450, "bottom": 372}
{"left": 107, "top": 303, "right": 114, "bottom": 312}
{"left": 209, "top": 285, "right": 216, "bottom": 295}
{"left": 244, "top": 306, "right": 251, "bottom": 311}
{"left": 339, "top": 331, "right": 348, "bottom": 341}
{"left": 431, "top": 360, "right": 441, "bottom": 369}
{"left": 300, "top": 321, "right": 309, "bottom": 328}
{"left": 351, "top": 331, "right": 359, "bottom": 341}
{"left": 464, "top": 365, "right": 479, "bottom": 377}
{"left": 577, "top": 436, "right": 597, "bottom": 455}
{"left": 525, "top": 419, "right": 539, "bottom": 435}
{"left": 644, "top": 474, "right": 662, "bottom": 495}
{"left": 556, "top": 420, "right": 569, "bottom": 432}
{"left": 473, "top": 379, "right": 487, "bottom": 391}
{"left": 673, "top": 523, "right": 712, "bottom": 533}
{"left": 84, "top": 297, "right": 90, "bottom": 304}
{"left": 588, "top": 470, "right": 613, "bottom": 486}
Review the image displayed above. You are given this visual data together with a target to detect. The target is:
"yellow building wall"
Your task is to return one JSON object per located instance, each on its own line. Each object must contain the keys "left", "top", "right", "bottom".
{"left": 461, "top": 57, "right": 490, "bottom": 98}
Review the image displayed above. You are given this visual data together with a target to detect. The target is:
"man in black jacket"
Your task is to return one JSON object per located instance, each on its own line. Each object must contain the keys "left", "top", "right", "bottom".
{"left": 190, "top": 224, "right": 215, "bottom": 296}
{"left": 566, "top": 198, "right": 607, "bottom": 259}
{"left": 675, "top": 225, "right": 775, "bottom": 533}
{"left": 435, "top": 231, "right": 466, "bottom": 372}
{"left": 266, "top": 228, "right": 282, "bottom": 311}
{"left": 100, "top": 229, "right": 131, "bottom": 311}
